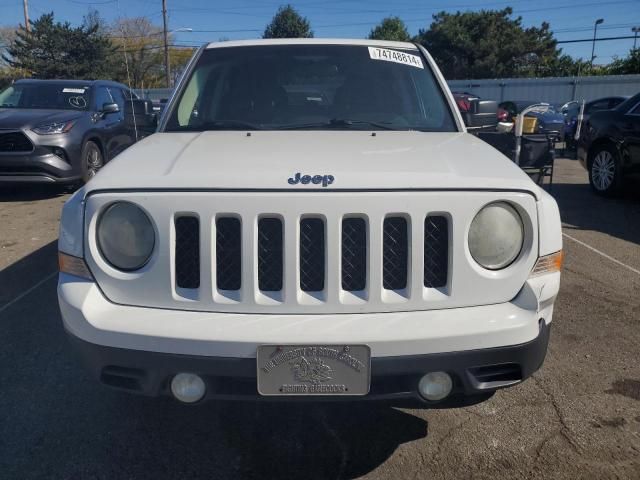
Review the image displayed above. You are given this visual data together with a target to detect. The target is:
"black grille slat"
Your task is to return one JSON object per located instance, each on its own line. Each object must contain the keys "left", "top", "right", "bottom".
{"left": 216, "top": 217, "right": 242, "bottom": 291}
{"left": 424, "top": 216, "right": 449, "bottom": 288}
{"left": 341, "top": 218, "right": 367, "bottom": 291}
{"left": 258, "top": 218, "right": 283, "bottom": 292}
{"left": 0, "top": 132, "right": 33, "bottom": 152}
{"left": 383, "top": 217, "right": 408, "bottom": 290}
{"left": 300, "top": 218, "right": 325, "bottom": 292}
{"left": 175, "top": 216, "right": 200, "bottom": 289}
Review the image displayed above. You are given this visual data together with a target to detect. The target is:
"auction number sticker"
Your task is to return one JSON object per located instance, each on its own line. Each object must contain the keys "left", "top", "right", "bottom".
{"left": 62, "top": 88, "right": 86, "bottom": 94}
{"left": 368, "top": 47, "right": 424, "bottom": 69}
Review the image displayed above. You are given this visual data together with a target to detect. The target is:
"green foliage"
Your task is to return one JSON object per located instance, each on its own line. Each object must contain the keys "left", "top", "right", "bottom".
{"left": 3, "top": 13, "right": 114, "bottom": 79}
{"left": 368, "top": 17, "right": 411, "bottom": 42}
{"left": 606, "top": 48, "right": 640, "bottom": 75}
{"left": 263, "top": 5, "right": 313, "bottom": 39}
{"left": 414, "top": 8, "right": 572, "bottom": 79}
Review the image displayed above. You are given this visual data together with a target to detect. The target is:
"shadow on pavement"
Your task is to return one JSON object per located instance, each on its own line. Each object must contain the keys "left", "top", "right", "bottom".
{"left": 0, "top": 240, "right": 58, "bottom": 306}
{"left": 0, "top": 184, "right": 73, "bottom": 202}
{"left": 549, "top": 179, "right": 640, "bottom": 246}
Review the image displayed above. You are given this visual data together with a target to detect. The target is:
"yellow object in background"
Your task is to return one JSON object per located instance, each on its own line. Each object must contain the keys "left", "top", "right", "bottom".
{"left": 514, "top": 116, "right": 538, "bottom": 134}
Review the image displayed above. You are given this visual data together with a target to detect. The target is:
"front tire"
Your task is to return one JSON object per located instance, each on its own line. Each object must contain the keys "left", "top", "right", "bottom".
{"left": 81, "top": 141, "right": 104, "bottom": 183}
{"left": 588, "top": 145, "right": 621, "bottom": 196}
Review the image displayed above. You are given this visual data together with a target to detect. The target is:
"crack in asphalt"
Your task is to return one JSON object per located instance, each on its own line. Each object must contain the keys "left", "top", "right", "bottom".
{"left": 531, "top": 376, "right": 582, "bottom": 454}
{"left": 317, "top": 410, "right": 349, "bottom": 480}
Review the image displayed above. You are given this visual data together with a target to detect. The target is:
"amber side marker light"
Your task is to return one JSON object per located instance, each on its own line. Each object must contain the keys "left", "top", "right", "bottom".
{"left": 59, "top": 252, "right": 93, "bottom": 280}
{"left": 530, "top": 250, "right": 564, "bottom": 277}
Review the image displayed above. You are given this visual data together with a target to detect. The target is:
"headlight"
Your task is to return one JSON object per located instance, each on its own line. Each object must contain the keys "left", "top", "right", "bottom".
{"left": 33, "top": 120, "right": 75, "bottom": 135}
{"left": 468, "top": 202, "right": 524, "bottom": 270}
{"left": 97, "top": 202, "right": 155, "bottom": 271}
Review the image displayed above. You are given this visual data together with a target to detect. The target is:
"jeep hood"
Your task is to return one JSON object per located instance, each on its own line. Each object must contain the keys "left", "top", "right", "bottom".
{"left": 87, "top": 131, "right": 538, "bottom": 194}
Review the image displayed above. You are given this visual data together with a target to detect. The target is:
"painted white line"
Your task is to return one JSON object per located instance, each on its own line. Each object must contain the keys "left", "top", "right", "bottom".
{"left": 562, "top": 232, "right": 640, "bottom": 276}
{"left": 0, "top": 271, "right": 57, "bottom": 315}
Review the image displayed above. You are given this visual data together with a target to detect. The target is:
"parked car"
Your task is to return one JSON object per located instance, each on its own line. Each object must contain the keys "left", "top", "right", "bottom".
{"left": 0, "top": 79, "right": 155, "bottom": 184}
{"left": 577, "top": 92, "right": 640, "bottom": 195}
{"left": 453, "top": 92, "right": 507, "bottom": 129}
{"left": 58, "top": 39, "right": 562, "bottom": 407}
{"left": 561, "top": 96, "right": 629, "bottom": 150}
{"left": 499, "top": 101, "right": 566, "bottom": 141}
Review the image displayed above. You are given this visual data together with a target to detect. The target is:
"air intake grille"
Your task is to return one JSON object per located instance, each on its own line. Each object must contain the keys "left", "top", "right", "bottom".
{"left": 299, "top": 218, "right": 325, "bottom": 292}
{"left": 0, "top": 132, "right": 33, "bottom": 152}
{"left": 216, "top": 217, "right": 241, "bottom": 290}
{"left": 383, "top": 217, "right": 408, "bottom": 290}
{"left": 424, "top": 215, "right": 449, "bottom": 288}
{"left": 175, "top": 216, "right": 200, "bottom": 289}
{"left": 258, "top": 218, "right": 283, "bottom": 291}
{"left": 342, "top": 218, "right": 367, "bottom": 291}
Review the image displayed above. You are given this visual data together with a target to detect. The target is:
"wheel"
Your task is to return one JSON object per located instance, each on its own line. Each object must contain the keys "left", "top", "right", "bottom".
{"left": 588, "top": 145, "right": 621, "bottom": 196}
{"left": 81, "top": 141, "right": 104, "bottom": 183}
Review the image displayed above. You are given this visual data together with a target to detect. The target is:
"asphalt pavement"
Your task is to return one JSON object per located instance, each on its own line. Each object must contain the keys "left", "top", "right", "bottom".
{"left": 0, "top": 158, "right": 639, "bottom": 479}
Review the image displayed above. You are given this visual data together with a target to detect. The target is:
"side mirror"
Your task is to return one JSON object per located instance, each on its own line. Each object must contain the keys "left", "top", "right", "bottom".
{"left": 462, "top": 99, "right": 498, "bottom": 131}
{"left": 102, "top": 102, "right": 120, "bottom": 115}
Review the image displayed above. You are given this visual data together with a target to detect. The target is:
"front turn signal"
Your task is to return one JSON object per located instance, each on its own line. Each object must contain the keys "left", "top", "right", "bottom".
{"left": 530, "top": 250, "right": 564, "bottom": 277}
{"left": 59, "top": 252, "right": 93, "bottom": 280}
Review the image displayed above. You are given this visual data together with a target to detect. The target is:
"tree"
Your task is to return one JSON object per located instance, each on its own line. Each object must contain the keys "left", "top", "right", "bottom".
{"left": 263, "top": 5, "right": 313, "bottom": 39}
{"left": 368, "top": 17, "right": 410, "bottom": 42}
{"left": 415, "top": 8, "right": 565, "bottom": 79}
{"left": 606, "top": 48, "right": 640, "bottom": 75}
{"left": 3, "top": 13, "right": 114, "bottom": 79}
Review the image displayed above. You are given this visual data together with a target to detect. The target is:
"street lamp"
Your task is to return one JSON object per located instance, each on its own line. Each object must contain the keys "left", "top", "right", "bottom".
{"left": 590, "top": 18, "right": 604, "bottom": 70}
{"left": 633, "top": 26, "right": 640, "bottom": 49}
{"left": 163, "top": 25, "right": 193, "bottom": 89}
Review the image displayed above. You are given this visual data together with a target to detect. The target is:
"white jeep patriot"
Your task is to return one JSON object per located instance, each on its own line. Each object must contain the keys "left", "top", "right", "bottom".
{"left": 58, "top": 39, "right": 562, "bottom": 406}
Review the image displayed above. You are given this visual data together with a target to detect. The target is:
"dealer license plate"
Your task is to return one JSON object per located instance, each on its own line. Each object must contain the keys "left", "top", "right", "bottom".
{"left": 555, "top": 141, "right": 566, "bottom": 150}
{"left": 257, "top": 345, "right": 371, "bottom": 396}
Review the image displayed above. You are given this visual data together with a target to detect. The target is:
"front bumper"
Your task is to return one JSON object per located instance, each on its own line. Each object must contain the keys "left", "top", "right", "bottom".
{"left": 59, "top": 273, "right": 558, "bottom": 404}
{"left": 67, "top": 321, "right": 549, "bottom": 405}
{"left": 0, "top": 134, "right": 81, "bottom": 183}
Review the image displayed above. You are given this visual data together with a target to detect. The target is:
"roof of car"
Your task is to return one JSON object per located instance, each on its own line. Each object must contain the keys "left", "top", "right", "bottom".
{"left": 14, "top": 79, "right": 131, "bottom": 89}
{"left": 205, "top": 38, "right": 419, "bottom": 50}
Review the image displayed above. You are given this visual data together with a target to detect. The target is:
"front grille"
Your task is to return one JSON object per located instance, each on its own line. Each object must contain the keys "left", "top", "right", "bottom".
{"left": 299, "top": 218, "right": 325, "bottom": 292}
{"left": 175, "top": 216, "right": 200, "bottom": 289}
{"left": 172, "top": 210, "right": 453, "bottom": 303}
{"left": 0, "top": 132, "right": 33, "bottom": 152}
{"left": 258, "top": 218, "right": 283, "bottom": 292}
{"left": 216, "top": 217, "right": 242, "bottom": 291}
{"left": 383, "top": 217, "right": 408, "bottom": 290}
{"left": 341, "top": 218, "right": 367, "bottom": 291}
{"left": 424, "top": 215, "right": 449, "bottom": 288}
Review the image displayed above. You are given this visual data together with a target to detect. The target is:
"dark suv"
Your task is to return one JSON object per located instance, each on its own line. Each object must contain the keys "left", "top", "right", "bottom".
{"left": 0, "top": 79, "right": 151, "bottom": 184}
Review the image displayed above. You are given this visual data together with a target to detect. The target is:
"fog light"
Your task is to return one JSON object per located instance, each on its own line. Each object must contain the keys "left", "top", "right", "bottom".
{"left": 418, "top": 372, "right": 453, "bottom": 402}
{"left": 170, "top": 373, "right": 206, "bottom": 403}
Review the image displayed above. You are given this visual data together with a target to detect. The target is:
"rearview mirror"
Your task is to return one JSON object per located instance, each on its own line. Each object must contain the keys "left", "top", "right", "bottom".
{"left": 101, "top": 102, "right": 120, "bottom": 115}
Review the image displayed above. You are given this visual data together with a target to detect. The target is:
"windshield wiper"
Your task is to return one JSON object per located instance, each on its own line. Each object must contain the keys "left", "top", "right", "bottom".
{"left": 173, "top": 120, "right": 264, "bottom": 131}
{"left": 278, "top": 118, "right": 399, "bottom": 130}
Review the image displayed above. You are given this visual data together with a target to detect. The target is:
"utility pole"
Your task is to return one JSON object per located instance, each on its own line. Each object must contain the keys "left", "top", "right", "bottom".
{"left": 590, "top": 18, "right": 604, "bottom": 71}
{"left": 162, "top": 0, "right": 170, "bottom": 88}
{"left": 633, "top": 27, "right": 640, "bottom": 49}
{"left": 23, "top": 0, "right": 30, "bottom": 33}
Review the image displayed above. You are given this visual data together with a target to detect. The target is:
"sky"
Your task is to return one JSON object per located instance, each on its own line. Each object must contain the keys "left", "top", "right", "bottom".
{"left": 1, "top": 0, "right": 639, "bottom": 64}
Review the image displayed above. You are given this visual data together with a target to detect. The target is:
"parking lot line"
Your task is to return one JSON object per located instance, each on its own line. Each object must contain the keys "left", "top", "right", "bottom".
{"left": 562, "top": 232, "right": 640, "bottom": 276}
{"left": 0, "top": 271, "right": 57, "bottom": 315}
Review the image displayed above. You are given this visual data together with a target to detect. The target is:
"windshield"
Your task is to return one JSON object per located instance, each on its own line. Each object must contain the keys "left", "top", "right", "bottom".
{"left": 0, "top": 83, "right": 91, "bottom": 111}
{"left": 165, "top": 45, "right": 457, "bottom": 132}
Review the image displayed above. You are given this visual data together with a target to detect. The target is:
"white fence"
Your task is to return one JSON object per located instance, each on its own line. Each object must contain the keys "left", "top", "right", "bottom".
{"left": 447, "top": 75, "right": 640, "bottom": 104}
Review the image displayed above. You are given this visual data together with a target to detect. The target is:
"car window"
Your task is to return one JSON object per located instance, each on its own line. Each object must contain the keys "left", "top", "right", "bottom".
{"left": 630, "top": 103, "right": 640, "bottom": 115}
{"left": 586, "top": 99, "right": 610, "bottom": 114}
{"left": 166, "top": 44, "right": 457, "bottom": 132}
{"left": 0, "top": 83, "right": 91, "bottom": 110}
{"left": 609, "top": 98, "right": 624, "bottom": 109}
{"left": 109, "top": 87, "right": 126, "bottom": 113}
{"left": 94, "top": 87, "right": 114, "bottom": 111}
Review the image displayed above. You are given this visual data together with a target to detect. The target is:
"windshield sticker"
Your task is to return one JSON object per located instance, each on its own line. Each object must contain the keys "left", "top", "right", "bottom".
{"left": 62, "top": 88, "right": 86, "bottom": 94}
{"left": 368, "top": 47, "right": 424, "bottom": 69}
{"left": 69, "top": 96, "right": 87, "bottom": 109}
